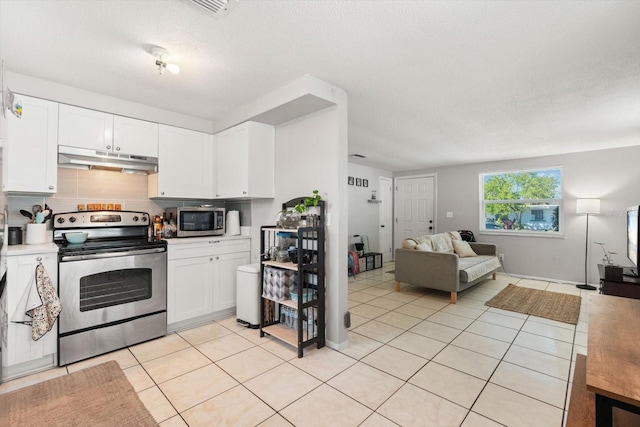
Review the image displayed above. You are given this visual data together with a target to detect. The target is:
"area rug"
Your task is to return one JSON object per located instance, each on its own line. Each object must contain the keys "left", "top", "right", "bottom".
{"left": 485, "top": 283, "right": 582, "bottom": 324}
{"left": 0, "top": 361, "right": 158, "bottom": 427}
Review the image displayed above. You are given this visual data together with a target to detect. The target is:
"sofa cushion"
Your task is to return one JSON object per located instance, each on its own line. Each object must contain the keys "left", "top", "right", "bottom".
{"left": 459, "top": 256, "right": 502, "bottom": 283}
{"left": 452, "top": 240, "right": 477, "bottom": 257}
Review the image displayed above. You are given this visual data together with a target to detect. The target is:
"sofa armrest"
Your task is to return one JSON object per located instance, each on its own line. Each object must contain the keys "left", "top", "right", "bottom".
{"left": 395, "top": 248, "right": 459, "bottom": 292}
{"left": 470, "top": 242, "right": 497, "bottom": 257}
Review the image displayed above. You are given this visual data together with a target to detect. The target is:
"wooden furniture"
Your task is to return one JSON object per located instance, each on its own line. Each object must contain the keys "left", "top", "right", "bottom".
{"left": 259, "top": 199, "right": 325, "bottom": 358}
{"left": 567, "top": 354, "right": 640, "bottom": 427}
{"left": 598, "top": 264, "right": 640, "bottom": 300}
{"left": 587, "top": 294, "right": 640, "bottom": 426}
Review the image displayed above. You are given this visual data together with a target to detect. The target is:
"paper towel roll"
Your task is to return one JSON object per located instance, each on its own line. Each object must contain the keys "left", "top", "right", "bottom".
{"left": 226, "top": 210, "right": 240, "bottom": 236}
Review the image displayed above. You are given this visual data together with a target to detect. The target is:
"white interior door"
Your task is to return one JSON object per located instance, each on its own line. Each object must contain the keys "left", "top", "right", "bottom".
{"left": 394, "top": 175, "right": 435, "bottom": 252}
{"left": 379, "top": 177, "right": 393, "bottom": 262}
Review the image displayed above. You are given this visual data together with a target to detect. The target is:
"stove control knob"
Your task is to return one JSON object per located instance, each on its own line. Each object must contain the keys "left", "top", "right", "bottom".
{"left": 69, "top": 217, "right": 76, "bottom": 223}
{"left": 132, "top": 216, "right": 139, "bottom": 222}
{"left": 57, "top": 217, "right": 65, "bottom": 224}
{"left": 141, "top": 216, "right": 148, "bottom": 222}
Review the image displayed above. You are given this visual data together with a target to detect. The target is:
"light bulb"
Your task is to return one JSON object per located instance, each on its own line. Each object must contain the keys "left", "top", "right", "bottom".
{"left": 166, "top": 63, "right": 180, "bottom": 74}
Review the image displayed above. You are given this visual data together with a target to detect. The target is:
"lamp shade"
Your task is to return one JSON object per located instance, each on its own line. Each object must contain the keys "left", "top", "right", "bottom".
{"left": 576, "top": 198, "right": 600, "bottom": 215}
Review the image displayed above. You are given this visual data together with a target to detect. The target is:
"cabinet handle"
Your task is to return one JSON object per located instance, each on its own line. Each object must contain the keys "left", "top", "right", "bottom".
{"left": 36, "top": 256, "right": 43, "bottom": 262}
{"left": 116, "top": 146, "right": 121, "bottom": 151}
{"left": 161, "top": 192, "right": 165, "bottom": 195}
{"left": 242, "top": 191, "right": 247, "bottom": 195}
{"left": 48, "top": 185, "right": 54, "bottom": 190}
{"left": 216, "top": 256, "right": 219, "bottom": 260}
{"left": 209, "top": 257, "right": 213, "bottom": 261}
{"left": 208, "top": 240, "right": 220, "bottom": 244}
{"left": 106, "top": 145, "right": 112, "bottom": 149}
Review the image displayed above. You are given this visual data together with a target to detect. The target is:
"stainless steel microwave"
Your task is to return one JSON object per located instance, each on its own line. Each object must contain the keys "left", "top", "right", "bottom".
{"left": 165, "top": 207, "right": 225, "bottom": 237}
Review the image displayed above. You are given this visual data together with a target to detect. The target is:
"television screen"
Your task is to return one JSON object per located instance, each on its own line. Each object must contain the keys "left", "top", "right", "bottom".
{"left": 628, "top": 206, "right": 639, "bottom": 268}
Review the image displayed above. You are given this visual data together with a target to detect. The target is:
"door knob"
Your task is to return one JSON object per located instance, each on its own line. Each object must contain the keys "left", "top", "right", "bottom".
{"left": 429, "top": 226, "right": 433, "bottom": 230}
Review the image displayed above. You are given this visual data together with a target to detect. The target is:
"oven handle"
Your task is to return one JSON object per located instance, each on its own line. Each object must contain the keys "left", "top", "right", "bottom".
{"left": 60, "top": 247, "right": 167, "bottom": 262}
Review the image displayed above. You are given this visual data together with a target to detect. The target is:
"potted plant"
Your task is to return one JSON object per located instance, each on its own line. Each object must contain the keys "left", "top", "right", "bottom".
{"left": 294, "top": 190, "right": 322, "bottom": 213}
{"left": 293, "top": 190, "right": 322, "bottom": 227}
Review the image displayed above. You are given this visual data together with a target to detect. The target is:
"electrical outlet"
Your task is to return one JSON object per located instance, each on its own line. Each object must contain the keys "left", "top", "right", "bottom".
{"left": 446, "top": 212, "right": 453, "bottom": 218}
{"left": 499, "top": 253, "right": 505, "bottom": 261}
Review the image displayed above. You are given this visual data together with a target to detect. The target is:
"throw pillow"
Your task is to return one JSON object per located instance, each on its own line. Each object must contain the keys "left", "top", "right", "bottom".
{"left": 448, "top": 231, "right": 462, "bottom": 241}
{"left": 402, "top": 238, "right": 417, "bottom": 249}
{"left": 453, "top": 240, "right": 478, "bottom": 257}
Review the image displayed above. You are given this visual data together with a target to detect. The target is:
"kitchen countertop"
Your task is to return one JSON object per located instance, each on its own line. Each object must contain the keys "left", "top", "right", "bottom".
{"left": 2, "top": 242, "right": 59, "bottom": 256}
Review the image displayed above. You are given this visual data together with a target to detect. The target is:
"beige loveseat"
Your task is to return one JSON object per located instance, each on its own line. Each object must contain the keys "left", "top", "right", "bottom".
{"left": 394, "top": 231, "right": 501, "bottom": 303}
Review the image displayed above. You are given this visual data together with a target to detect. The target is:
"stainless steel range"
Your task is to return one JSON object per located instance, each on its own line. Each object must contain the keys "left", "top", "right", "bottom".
{"left": 53, "top": 210, "right": 167, "bottom": 366}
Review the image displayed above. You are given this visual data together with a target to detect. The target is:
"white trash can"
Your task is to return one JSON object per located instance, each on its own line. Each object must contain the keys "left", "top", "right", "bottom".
{"left": 236, "top": 263, "right": 261, "bottom": 328}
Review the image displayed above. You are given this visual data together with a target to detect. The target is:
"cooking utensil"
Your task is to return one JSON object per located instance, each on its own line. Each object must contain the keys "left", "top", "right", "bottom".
{"left": 20, "top": 209, "right": 34, "bottom": 220}
{"left": 32, "top": 205, "right": 43, "bottom": 217}
{"left": 44, "top": 204, "right": 53, "bottom": 221}
{"left": 35, "top": 212, "right": 45, "bottom": 224}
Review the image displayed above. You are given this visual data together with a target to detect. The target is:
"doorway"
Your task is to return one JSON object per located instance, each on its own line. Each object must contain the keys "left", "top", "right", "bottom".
{"left": 378, "top": 176, "right": 392, "bottom": 261}
{"left": 394, "top": 175, "right": 436, "bottom": 252}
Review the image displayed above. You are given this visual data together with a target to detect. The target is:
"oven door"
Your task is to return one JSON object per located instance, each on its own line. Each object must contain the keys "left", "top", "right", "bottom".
{"left": 58, "top": 250, "right": 167, "bottom": 334}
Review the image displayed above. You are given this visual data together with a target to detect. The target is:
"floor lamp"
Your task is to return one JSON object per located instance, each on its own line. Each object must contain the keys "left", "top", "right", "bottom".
{"left": 576, "top": 198, "right": 600, "bottom": 290}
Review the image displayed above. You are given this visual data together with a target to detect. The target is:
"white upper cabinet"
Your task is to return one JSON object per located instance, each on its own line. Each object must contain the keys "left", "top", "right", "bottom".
{"left": 215, "top": 121, "right": 275, "bottom": 198}
{"left": 3, "top": 95, "right": 58, "bottom": 194}
{"left": 149, "top": 124, "right": 214, "bottom": 199}
{"left": 59, "top": 104, "right": 158, "bottom": 157}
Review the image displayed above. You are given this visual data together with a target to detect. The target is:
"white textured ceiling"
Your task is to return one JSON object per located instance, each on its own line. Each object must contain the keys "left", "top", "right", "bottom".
{"left": 1, "top": 0, "right": 639, "bottom": 172}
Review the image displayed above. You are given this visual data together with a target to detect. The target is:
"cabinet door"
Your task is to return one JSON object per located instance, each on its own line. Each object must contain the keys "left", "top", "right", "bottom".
{"left": 5, "top": 253, "right": 58, "bottom": 368}
{"left": 216, "top": 126, "right": 248, "bottom": 198}
{"left": 113, "top": 115, "right": 159, "bottom": 157}
{"left": 153, "top": 125, "right": 213, "bottom": 198}
{"left": 3, "top": 95, "right": 58, "bottom": 194}
{"left": 167, "top": 256, "right": 214, "bottom": 324}
{"left": 58, "top": 104, "right": 113, "bottom": 151}
{"left": 213, "top": 251, "right": 251, "bottom": 312}
{"left": 215, "top": 122, "right": 274, "bottom": 198}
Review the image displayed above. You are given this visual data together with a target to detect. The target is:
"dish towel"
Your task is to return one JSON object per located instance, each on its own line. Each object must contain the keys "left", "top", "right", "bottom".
{"left": 11, "top": 264, "right": 62, "bottom": 341}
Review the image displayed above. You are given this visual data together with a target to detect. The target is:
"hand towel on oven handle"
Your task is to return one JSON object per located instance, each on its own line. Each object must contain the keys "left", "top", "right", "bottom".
{"left": 11, "top": 263, "right": 62, "bottom": 341}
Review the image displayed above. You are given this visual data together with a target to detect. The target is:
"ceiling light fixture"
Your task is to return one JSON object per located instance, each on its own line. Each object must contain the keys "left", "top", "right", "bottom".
{"left": 150, "top": 46, "right": 180, "bottom": 75}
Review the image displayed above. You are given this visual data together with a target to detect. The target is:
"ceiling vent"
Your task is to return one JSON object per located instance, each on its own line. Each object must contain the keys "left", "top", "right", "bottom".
{"left": 184, "top": 0, "right": 238, "bottom": 19}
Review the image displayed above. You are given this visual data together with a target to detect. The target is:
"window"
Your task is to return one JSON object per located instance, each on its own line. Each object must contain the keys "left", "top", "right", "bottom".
{"left": 480, "top": 167, "right": 562, "bottom": 235}
{"left": 530, "top": 209, "right": 544, "bottom": 222}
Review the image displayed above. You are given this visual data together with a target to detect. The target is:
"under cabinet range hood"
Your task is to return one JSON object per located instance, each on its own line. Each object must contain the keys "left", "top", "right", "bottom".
{"left": 58, "top": 145, "right": 158, "bottom": 174}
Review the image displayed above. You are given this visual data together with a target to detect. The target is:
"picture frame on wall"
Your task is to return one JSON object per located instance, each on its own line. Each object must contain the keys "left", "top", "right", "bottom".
{"left": 356, "top": 178, "right": 362, "bottom": 186}
{"left": 348, "top": 176, "right": 354, "bottom": 185}
{"left": 363, "top": 179, "right": 368, "bottom": 187}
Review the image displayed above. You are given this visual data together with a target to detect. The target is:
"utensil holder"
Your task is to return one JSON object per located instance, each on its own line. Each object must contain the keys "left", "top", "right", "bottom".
{"left": 26, "top": 223, "right": 47, "bottom": 245}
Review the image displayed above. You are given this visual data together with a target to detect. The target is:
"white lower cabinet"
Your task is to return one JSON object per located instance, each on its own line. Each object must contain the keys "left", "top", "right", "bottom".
{"left": 2, "top": 251, "right": 58, "bottom": 380}
{"left": 166, "top": 237, "right": 250, "bottom": 331}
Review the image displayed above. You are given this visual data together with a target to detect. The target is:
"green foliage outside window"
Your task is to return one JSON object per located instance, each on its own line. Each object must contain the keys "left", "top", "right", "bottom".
{"left": 481, "top": 168, "right": 562, "bottom": 233}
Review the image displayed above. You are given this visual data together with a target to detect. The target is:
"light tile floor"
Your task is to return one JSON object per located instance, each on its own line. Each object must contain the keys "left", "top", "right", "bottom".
{"left": 1, "top": 262, "right": 593, "bottom": 426}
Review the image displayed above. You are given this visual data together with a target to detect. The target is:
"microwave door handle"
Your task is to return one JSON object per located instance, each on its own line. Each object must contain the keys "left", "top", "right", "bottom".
{"left": 60, "top": 247, "right": 166, "bottom": 262}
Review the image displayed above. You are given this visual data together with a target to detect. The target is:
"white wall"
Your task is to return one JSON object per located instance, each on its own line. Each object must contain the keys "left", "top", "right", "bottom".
{"left": 396, "top": 146, "right": 640, "bottom": 285}
{"left": 347, "top": 163, "right": 392, "bottom": 253}
{"left": 250, "top": 103, "right": 349, "bottom": 350}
